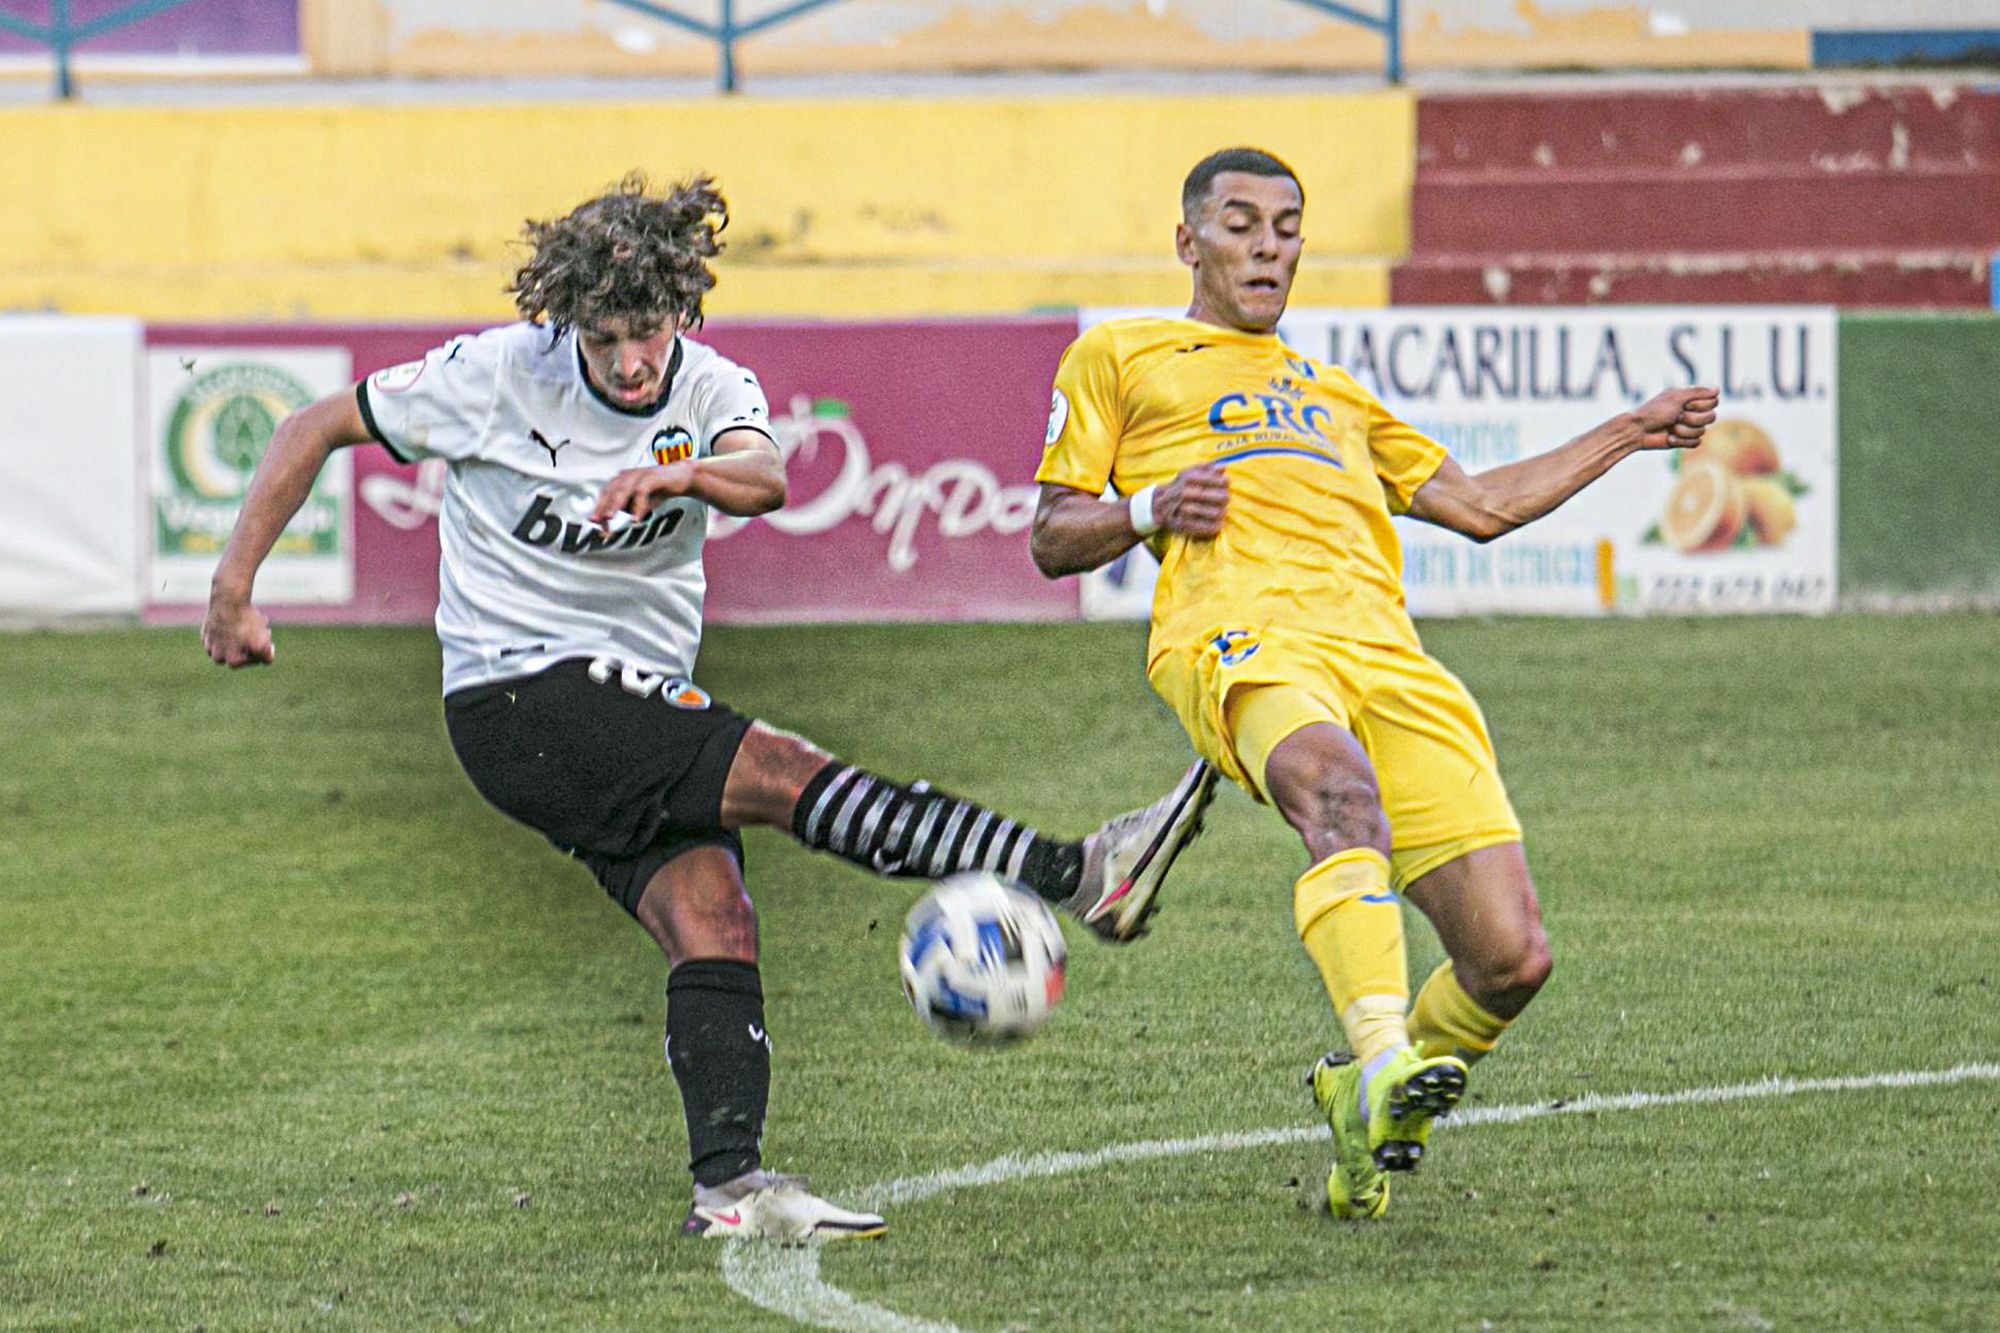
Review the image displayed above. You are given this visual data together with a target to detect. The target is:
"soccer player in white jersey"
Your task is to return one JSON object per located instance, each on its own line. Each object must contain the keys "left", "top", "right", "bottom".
{"left": 201, "top": 175, "right": 1216, "bottom": 1243}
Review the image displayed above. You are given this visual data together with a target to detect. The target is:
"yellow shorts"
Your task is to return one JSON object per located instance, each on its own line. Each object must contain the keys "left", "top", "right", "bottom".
{"left": 1147, "top": 627, "right": 1523, "bottom": 891}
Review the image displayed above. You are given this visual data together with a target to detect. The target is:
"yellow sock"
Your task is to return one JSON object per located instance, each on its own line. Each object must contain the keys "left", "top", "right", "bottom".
{"left": 1293, "top": 848, "right": 1408, "bottom": 1066}
{"left": 1408, "top": 960, "right": 1510, "bottom": 1064}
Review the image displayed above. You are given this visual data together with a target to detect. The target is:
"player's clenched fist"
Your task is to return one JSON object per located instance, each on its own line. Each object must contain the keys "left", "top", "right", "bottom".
{"left": 202, "top": 595, "right": 276, "bottom": 668}
{"left": 1156, "top": 463, "right": 1229, "bottom": 539}
{"left": 1631, "top": 386, "right": 1721, "bottom": 451}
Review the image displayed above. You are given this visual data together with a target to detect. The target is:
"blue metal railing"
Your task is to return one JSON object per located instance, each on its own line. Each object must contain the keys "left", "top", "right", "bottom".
{"left": 0, "top": 0, "right": 206, "bottom": 99}
{"left": 603, "top": 0, "right": 1403, "bottom": 93}
{"left": 604, "top": 0, "right": 849, "bottom": 93}
{"left": 1289, "top": 0, "right": 1401, "bottom": 83}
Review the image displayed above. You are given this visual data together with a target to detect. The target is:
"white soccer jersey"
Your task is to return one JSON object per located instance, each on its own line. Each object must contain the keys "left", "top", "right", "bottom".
{"left": 358, "top": 322, "right": 771, "bottom": 694}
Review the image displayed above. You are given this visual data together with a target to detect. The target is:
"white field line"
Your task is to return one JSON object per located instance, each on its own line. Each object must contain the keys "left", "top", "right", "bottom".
{"left": 721, "top": 1061, "right": 2000, "bottom": 1333}
{"left": 723, "top": 1243, "right": 963, "bottom": 1333}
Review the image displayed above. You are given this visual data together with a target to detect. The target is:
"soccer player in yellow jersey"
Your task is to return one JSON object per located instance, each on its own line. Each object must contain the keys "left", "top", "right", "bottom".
{"left": 1030, "top": 148, "right": 1719, "bottom": 1220}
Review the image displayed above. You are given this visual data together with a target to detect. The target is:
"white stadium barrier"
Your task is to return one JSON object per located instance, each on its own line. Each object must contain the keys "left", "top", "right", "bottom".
{"left": 0, "top": 316, "right": 144, "bottom": 622}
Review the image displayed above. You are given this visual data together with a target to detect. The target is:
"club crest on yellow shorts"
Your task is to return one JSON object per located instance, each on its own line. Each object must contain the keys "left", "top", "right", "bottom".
{"left": 1208, "top": 628, "right": 1261, "bottom": 666}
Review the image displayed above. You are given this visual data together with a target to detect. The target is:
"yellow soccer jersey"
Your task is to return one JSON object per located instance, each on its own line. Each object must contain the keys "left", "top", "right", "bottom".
{"left": 1037, "top": 315, "right": 1448, "bottom": 656}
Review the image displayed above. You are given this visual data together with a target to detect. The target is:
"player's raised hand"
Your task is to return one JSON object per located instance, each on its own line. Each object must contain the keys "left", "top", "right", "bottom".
{"left": 202, "top": 594, "right": 276, "bottom": 668}
{"left": 1632, "top": 386, "right": 1720, "bottom": 451}
{"left": 592, "top": 462, "right": 695, "bottom": 527}
{"left": 1156, "top": 463, "right": 1229, "bottom": 539}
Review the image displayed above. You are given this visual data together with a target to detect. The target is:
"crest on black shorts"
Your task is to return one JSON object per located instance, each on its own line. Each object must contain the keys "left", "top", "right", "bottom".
{"left": 587, "top": 655, "right": 710, "bottom": 708}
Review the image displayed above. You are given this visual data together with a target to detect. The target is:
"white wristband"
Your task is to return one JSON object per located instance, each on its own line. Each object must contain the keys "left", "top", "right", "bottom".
{"left": 1127, "top": 484, "right": 1162, "bottom": 537}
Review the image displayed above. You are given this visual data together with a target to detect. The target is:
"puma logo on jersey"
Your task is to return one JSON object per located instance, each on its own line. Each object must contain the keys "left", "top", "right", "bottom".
{"left": 530, "top": 429, "right": 572, "bottom": 467}
{"left": 511, "top": 493, "right": 684, "bottom": 553}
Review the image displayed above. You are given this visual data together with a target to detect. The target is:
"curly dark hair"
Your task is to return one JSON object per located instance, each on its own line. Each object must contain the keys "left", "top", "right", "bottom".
{"left": 509, "top": 172, "right": 728, "bottom": 337}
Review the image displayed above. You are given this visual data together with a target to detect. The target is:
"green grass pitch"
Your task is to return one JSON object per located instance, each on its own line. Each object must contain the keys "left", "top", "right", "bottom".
{"left": 3, "top": 615, "right": 1997, "bottom": 1330}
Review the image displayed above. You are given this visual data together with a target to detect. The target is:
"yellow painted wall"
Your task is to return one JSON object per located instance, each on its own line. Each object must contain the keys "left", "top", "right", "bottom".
{"left": 0, "top": 93, "right": 1408, "bottom": 320}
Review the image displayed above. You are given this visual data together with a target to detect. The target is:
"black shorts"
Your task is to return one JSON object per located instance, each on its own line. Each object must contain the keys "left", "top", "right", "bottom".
{"left": 444, "top": 658, "right": 755, "bottom": 916}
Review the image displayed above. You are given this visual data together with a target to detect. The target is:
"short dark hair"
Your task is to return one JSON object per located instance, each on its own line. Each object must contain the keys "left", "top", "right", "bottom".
{"left": 1181, "top": 147, "right": 1303, "bottom": 218}
{"left": 509, "top": 171, "right": 727, "bottom": 337}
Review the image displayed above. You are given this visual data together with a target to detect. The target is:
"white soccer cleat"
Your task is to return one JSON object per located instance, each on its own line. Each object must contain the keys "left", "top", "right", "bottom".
{"left": 682, "top": 1171, "right": 885, "bottom": 1243}
{"left": 1067, "top": 761, "right": 1218, "bottom": 943}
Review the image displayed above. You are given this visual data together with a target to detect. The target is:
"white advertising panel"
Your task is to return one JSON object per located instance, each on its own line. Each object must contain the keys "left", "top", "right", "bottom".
{"left": 1079, "top": 307, "right": 1837, "bottom": 619}
{"left": 0, "top": 316, "right": 144, "bottom": 620}
{"left": 146, "top": 348, "right": 354, "bottom": 605}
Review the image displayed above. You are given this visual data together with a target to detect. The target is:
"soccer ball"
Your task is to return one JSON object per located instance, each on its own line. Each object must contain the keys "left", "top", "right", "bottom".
{"left": 898, "top": 872, "right": 1068, "bottom": 1042}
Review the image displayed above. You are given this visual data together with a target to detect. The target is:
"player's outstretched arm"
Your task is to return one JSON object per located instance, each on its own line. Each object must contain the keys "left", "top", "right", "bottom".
{"left": 1407, "top": 386, "right": 1719, "bottom": 542}
{"left": 591, "top": 428, "right": 785, "bottom": 526}
{"left": 202, "top": 389, "right": 375, "bottom": 668}
{"left": 1029, "top": 464, "right": 1229, "bottom": 578}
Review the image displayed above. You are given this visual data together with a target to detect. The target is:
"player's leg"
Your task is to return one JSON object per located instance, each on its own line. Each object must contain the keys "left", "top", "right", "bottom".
{"left": 719, "top": 720, "right": 1214, "bottom": 942}
{"left": 630, "top": 847, "right": 766, "bottom": 1211}
{"left": 1402, "top": 843, "right": 1551, "bottom": 1064}
{"left": 1257, "top": 710, "right": 1408, "bottom": 1067}
{"left": 1146, "top": 637, "right": 1459, "bottom": 1216}
{"left": 618, "top": 844, "right": 887, "bottom": 1242}
{"left": 1150, "top": 636, "right": 1409, "bottom": 1052}
{"left": 1363, "top": 647, "right": 1543, "bottom": 1069}
{"left": 1236, "top": 687, "right": 1466, "bottom": 1215}
{"left": 441, "top": 660, "right": 879, "bottom": 1242}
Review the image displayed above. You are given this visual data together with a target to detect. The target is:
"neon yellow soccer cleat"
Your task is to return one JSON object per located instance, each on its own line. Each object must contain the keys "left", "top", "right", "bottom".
{"left": 1365, "top": 1045, "right": 1468, "bottom": 1171}
{"left": 1309, "top": 1046, "right": 1469, "bottom": 1217}
{"left": 1307, "top": 1052, "right": 1389, "bottom": 1220}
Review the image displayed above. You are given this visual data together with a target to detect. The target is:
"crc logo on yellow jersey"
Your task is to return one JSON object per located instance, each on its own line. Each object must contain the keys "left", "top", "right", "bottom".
{"left": 652, "top": 427, "right": 695, "bottom": 465}
{"left": 1206, "top": 385, "right": 1340, "bottom": 455}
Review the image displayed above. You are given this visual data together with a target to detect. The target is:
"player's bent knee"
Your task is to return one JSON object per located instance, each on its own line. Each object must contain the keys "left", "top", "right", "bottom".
{"left": 1508, "top": 931, "right": 1554, "bottom": 996}
{"left": 635, "top": 848, "right": 760, "bottom": 967}
{"left": 1466, "top": 928, "right": 1552, "bottom": 1010}
{"left": 722, "top": 722, "right": 835, "bottom": 829}
{"left": 739, "top": 722, "right": 833, "bottom": 776}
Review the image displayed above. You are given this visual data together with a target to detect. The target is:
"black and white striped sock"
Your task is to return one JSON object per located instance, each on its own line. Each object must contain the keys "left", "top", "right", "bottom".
{"left": 790, "top": 762, "right": 1084, "bottom": 902}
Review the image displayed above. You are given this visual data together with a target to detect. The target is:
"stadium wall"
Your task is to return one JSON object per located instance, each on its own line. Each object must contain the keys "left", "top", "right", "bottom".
{"left": 0, "top": 93, "right": 1404, "bottom": 321}
{"left": 288, "top": 2, "right": 1995, "bottom": 78}
{"left": 0, "top": 318, "right": 144, "bottom": 622}
{"left": 6, "top": 1, "right": 1994, "bottom": 81}
{"left": 1837, "top": 314, "right": 2000, "bottom": 605}
{"left": 1394, "top": 85, "right": 2000, "bottom": 309}
{"left": 0, "top": 0, "right": 302, "bottom": 76}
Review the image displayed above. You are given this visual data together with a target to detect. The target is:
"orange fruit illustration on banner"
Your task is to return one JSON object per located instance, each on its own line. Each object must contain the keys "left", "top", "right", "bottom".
{"left": 1684, "top": 418, "right": 1780, "bottom": 477}
{"left": 1660, "top": 457, "right": 1748, "bottom": 553}
{"left": 1649, "top": 418, "right": 1806, "bottom": 555}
